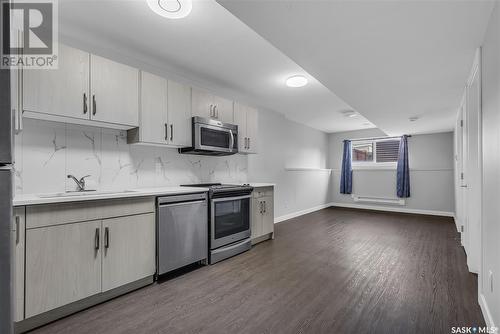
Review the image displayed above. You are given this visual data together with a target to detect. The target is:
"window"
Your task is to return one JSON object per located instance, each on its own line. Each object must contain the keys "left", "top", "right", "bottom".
{"left": 351, "top": 138, "right": 400, "bottom": 167}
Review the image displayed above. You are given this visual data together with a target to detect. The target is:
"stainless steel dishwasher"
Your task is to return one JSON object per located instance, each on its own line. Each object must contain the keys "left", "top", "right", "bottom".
{"left": 157, "top": 192, "right": 208, "bottom": 275}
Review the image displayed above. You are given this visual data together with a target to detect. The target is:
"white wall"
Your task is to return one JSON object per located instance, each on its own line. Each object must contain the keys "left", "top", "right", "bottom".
{"left": 479, "top": 2, "right": 500, "bottom": 327}
{"left": 328, "top": 129, "right": 455, "bottom": 215}
{"left": 248, "top": 110, "right": 331, "bottom": 219}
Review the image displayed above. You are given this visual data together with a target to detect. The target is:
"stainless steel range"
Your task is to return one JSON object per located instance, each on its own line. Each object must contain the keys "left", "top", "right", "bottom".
{"left": 182, "top": 183, "right": 253, "bottom": 264}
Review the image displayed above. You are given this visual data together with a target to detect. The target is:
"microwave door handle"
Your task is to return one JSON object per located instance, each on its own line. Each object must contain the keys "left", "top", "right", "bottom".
{"left": 229, "top": 129, "right": 234, "bottom": 152}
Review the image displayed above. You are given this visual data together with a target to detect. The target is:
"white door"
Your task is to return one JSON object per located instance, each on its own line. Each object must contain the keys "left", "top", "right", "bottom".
{"left": 140, "top": 71, "right": 168, "bottom": 144}
{"left": 213, "top": 96, "right": 233, "bottom": 123}
{"left": 23, "top": 44, "right": 90, "bottom": 120}
{"left": 90, "top": 55, "right": 139, "bottom": 127}
{"left": 465, "top": 50, "right": 482, "bottom": 274}
{"left": 167, "top": 81, "right": 192, "bottom": 147}
{"left": 101, "top": 214, "right": 155, "bottom": 292}
{"left": 246, "top": 106, "right": 259, "bottom": 154}
{"left": 233, "top": 102, "right": 248, "bottom": 152}
{"left": 25, "top": 221, "right": 102, "bottom": 317}
{"left": 191, "top": 87, "right": 213, "bottom": 118}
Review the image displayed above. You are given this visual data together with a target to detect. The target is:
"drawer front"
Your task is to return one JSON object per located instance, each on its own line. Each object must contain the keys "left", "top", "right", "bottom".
{"left": 252, "top": 187, "right": 273, "bottom": 199}
{"left": 26, "top": 197, "right": 155, "bottom": 229}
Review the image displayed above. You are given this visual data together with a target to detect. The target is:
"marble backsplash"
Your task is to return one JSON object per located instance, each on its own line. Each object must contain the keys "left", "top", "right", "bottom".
{"left": 14, "top": 119, "right": 248, "bottom": 195}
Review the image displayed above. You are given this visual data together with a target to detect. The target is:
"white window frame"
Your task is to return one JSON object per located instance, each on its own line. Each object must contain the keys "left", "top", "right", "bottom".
{"left": 351, "top": 138, "right": 399, "bottom": 170}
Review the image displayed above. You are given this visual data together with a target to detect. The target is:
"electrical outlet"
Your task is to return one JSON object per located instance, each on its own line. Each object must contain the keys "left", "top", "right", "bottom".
{"left": 489, "top": 270, "right": 493, "bottom": 293}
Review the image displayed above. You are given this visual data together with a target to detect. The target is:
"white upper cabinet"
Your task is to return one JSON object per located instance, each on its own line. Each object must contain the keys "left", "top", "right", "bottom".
{"left": 23, "top": 44, "right": 90, "bottom": 120}
{"left": 129, "top": 72, "right": 192, "bottom": 147}
{"left": 245, "top": 106, "right": 258, "bottom": 153}
{"left": 90, "top": 55, "right": 139, "bottom": 127}
{"left": 234, "top": 102, "right": 258, "bottom": 154}
{"left": 213, "top": 95, "right": 234, "bottom": 123}
{"left": 191, "top": 88, "right": 213, "bottom": 119}
{"left": 137, "top": 71, "right": 168, "bottom": 144}
{"left": 167, "top": 80, "right": 192, "bottom": 147}
{"left": 192, "top": 87, "right": 233, "bottom": 122}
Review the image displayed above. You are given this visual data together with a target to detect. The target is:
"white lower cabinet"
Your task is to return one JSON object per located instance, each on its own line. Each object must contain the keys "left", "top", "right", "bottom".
{"left": 21, "top": 199, "right": 156, "bottom": 319}
{"left": 101, "top": 213, "right": 155, "bottom": 292}
{"left": 25, "top": 220, "right": 102, "bottom": 317}
{"left": 251, "top": 187, "right": 274, "bottom": 243}
{"left": 12, "top": 207, "right": 25, "bottom": 322}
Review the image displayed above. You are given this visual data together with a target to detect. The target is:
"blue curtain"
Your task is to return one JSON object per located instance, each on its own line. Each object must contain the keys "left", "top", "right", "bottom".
{"left": 340, "top": 140, "right": 352, "bottom": 194}
{"left": 397, "top": 135, "right": 410, "bottom": 198}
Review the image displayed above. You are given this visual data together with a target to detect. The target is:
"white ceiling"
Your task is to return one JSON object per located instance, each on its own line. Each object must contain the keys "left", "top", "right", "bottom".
{"left": 58, "top": 0, "right": 375, "bottom": 133}
{"left": 219, "top": 0, "right": 495, "bottom": 135}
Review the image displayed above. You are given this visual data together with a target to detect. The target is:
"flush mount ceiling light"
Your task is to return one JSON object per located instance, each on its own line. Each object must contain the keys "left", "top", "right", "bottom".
{"left": 147, "top": 0, "right": 192, "bottom": 19}
{"left": 409, "top": 116, "right": 420, "bottom": 122}
{"left": 285, "top": 75, "right": 308, "bottom": 88}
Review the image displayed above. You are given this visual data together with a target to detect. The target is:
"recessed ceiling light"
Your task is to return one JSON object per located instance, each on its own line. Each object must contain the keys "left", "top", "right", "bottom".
{"left": 409, "top": 116, "right": 419, "bottom": 122}
{"left": 347, "top": 113, "right": 358, "bottom": 118}
{"left": 286, "top": 75, "right": 308, "bottom": 88}
{"left": 147, "top": 0, "right": 192, "bottom": 19}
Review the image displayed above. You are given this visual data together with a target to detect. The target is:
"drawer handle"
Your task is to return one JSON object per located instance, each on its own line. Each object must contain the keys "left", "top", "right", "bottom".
{"left": 104, "top": 227, "right": 109, "bottom": 249}
{"left": 170, "top": 124, "right": 173, "bottom": 141}
{"left": 165, "top": 123, "right": 168, "bottom": 141}
{"left": 95, "top": 228, "right": 100, "bottom": 250}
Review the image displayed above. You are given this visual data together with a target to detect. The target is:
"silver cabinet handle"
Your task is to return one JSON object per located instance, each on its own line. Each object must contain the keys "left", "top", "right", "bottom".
{"left": 215, "top": 105, "right": 218, "bottom": 119}
{"left": 165, "top": 123, "right": 168, "bottom": 141}
{"left": 244, "top": 137, "right": 247, "bottom": 149}
{"left": 15, "top": 216, "right": 20, "bottom": 244}
{"left": 209, "top": 104, "right": 213, "bottom": 117}
{"left": 92, "top": 95, "right": 96, "bottom": 116}
{"left": 170, "top": 124, "right": 173, "bottom": 141}
{"left": 259, "top": 201, "right": 263, "bottom": 214}
{"left": 83, "top": 93, "right": 88, "bottom": 114}
{"left": 104, "top": 227, "right": 109, "bottom": 249}
{"left": 248, "top": 138, "right": 251, "bottom": 150}
{"left": 263, "top": 201, "right": 266, "bottom": 213}
{"left": 95, "top": 228, "right": 100, "bottom": 250}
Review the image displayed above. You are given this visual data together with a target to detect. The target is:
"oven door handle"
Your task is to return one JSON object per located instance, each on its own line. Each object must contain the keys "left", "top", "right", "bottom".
{"left": 211, "top": 194, "right": 252, "bottom": 202}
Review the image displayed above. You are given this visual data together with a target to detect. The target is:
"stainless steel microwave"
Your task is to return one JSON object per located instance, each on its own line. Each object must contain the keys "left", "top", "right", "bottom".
{"left": 179, "top": 117, "right": 238, "bottom": 156}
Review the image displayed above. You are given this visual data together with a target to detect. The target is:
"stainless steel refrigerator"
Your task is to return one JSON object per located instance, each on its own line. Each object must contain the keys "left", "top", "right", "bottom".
{"left": 0, "top": 21, "right": 14, "bottom": 334}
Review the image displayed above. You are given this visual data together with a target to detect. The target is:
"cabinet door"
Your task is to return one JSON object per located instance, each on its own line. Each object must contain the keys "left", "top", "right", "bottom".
{"left": 90, "top": 55, "right": 139, "bottom": 127}
{"left": 191, "top": 87, "right": 213, "bottom": 118}
{"left": 23, "top": 44, "right": 89, "bottom": 120}
{"left": 251, "top": 198, "right": 263, "bottom": 239}
{"left": 140, "top": 71, "right": 168, "bottom": 144}
{"left": 233, "top": 102, "right": 247, "bottom": 152}
{"left": 214, "top": 96, "right": 234, "bottom": 123}
{"left": 101, "top": 214, "right": 155, "bottom": 292}
{"left": 246, "top": 106, "right": 259, "bottom": 154}
{"left": 25, "top": 221, "right": 101, "bottom": 317}
{"left": 12, "top": 207, "right": 25, "bottom": 322}
{"left": 261, "top": 195, "right": 274, "bottom": 235}
{"left": 168, "top": 81, "right": 192, "bottom": 147}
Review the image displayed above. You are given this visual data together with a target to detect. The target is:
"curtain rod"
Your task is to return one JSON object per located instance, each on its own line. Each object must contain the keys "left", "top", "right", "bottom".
{"left": 347, "top": 135, "right": 412, "bottom": 142}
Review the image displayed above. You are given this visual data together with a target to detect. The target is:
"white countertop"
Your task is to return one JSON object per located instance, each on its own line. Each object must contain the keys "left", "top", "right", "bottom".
{"left": 247, "top": 183, "right": 275, "bottom": 188}
{"left": 13, "top": 186, "right": 210, "bottom": 206}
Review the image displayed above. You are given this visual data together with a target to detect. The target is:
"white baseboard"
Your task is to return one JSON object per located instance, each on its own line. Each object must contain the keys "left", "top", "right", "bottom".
{"left": 330, "top": 202, "right": 454, "bottom": 217}
{"left": 274, "top": 203, "right": 333, "bottom": 224}
{"left": 479, "top": 293, "right": 496, "bottom": 329}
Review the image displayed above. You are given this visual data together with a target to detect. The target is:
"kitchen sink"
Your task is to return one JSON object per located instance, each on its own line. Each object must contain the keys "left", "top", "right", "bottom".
{"left": 37, "top": 190, "right": 138, "bottom": 198}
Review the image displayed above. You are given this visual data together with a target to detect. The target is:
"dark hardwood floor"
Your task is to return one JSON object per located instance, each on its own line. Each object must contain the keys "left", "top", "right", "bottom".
{"left": 30, "top": 207, "right": 484, "bottom": 334}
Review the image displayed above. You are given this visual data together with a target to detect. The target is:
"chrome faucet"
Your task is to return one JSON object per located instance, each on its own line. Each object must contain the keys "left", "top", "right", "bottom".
{"left": 67, "top": 175, "right": 91, "bottom": 191}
